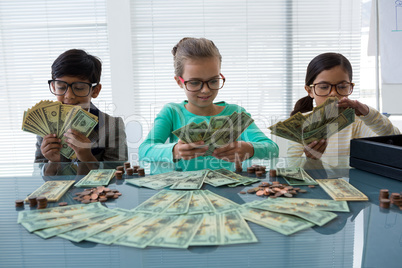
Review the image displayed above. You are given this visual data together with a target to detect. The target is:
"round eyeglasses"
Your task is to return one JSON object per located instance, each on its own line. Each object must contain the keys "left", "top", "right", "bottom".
{"left": 179, "top": 74, "right": 225, "bottom": 92}
{"left": 309, "top": 82, "right": 354, "bottom": 97}
{"left": 48, "top": 80, "right": 98, "bottom": 97}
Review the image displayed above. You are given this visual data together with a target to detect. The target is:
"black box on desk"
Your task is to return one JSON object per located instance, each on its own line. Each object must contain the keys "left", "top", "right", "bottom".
{"left": 350, "top": 135, "right": 402, "bottom": 182}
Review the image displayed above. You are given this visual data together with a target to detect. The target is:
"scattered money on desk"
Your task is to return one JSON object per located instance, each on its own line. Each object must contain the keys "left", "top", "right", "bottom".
{"left": 316, "top": 178, "right": 369, "bottom": 201}
{"left": 277, "top": 167, "right": 318, "bottom": 186}
{"left": 25, "top": 180, "right": 75, "bottom": 202}
{"left": 18, "top": 189, "right": 354, "bottom": 248}
{"left": 268, "top": 97, "right": 355, "bottom": 144}
{"left": 21, "top": 100, "right": 98, "bottom": 159}
{"left": 172, "top": 111, "right": 254, "bottom": 155}
{"left": 125, "top": 169, "right": 260, "bottom": 190}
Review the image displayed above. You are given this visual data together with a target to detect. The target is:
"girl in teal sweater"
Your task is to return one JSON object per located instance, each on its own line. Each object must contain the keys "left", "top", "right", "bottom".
{"left": 139, "top": 37, "right": 278, "bottom": 171}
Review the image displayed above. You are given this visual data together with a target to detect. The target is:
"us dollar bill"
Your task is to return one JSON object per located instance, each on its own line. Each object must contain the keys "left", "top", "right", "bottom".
{"left": 25, "top": 180, "right": 75, "bottom": 202}
{"left": 75, "top": 169, "right": 116, "bottom": 187}
{"left": 221, "top": 210, "right": 258, "bottom": 245}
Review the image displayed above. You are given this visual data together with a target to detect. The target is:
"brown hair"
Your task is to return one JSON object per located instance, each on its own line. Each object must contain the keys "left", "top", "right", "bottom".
{"left": 172, "top": 37, "right": 222, "bottom": 77}
{"left": 290, "top": 52, "right": 353, "bottom": 116}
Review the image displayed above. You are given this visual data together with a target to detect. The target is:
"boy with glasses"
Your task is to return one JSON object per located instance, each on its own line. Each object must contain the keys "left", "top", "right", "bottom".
{"left": 35, "top": 49, "right": 128, "bottom": 163}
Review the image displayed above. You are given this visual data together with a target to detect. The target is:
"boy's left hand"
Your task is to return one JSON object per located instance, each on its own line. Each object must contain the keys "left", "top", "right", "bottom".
{"left": 337, "top": 97, "right": 369, "bottom": 116}
{"left": 64, "top": 129, "right": 96, "bottom": 162}
{"left": 212, "top": 141, "right": 254, "bottom": 163}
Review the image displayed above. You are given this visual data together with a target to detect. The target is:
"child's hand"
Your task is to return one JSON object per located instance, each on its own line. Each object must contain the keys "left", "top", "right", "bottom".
{"left": 212, "top": 141, "right": 254, "bottom": 163}
{"left": 64, "top": 129, "right": 96, "bottom": 162}
{"left": 41, "top": 134, "right": 61, "bottom": 162}
{"left": 337, "top": 97, "right": 369, "bottom": 116}
{"left": 303, "top": 139, "right": 327, "bottom": 159}
{"left": 173, "top": 140, "right": 208, "bottom": 160}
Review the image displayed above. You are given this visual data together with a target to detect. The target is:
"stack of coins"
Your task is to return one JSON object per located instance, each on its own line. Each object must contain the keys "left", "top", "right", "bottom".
{"left": 133, "top": 165, "right": 140, "bottom": 173}
{"left": 378, "top": 189, "right": 402, "bottom": 210}
{"left": 137, "top": 168, "right": 145, "bottom": 176}
{"left": 116, "top": 166, "right": 125, "bottom": 174}
{"left": 73, "top": 186, "right": 122, "bottom": 204}
{"left": 124, "top": 162, "right": 131, "bottom": 169}
{"left": 247, "top": 167, "right": 255, "bottom": 174}
{"left": 36, "top": 196, "right": 48, "bottom": 209}
{"left": 269, "top": 169, "right": 277, "bottom": 177}
{"left": 15, "top": 200, "right": 24, "bottom": 207}
{"left": 240, "top": 181, "right": 306, "bottom": 198}
{"left": 28, "top": 196, "right": 37, "bottom": 207}
{"left": 379, "top": 189, "right": 389, "bottom": 200}
{"left": 255, "top": 171, "right": 263, "bottom": 177}
{"left": 126, "top": 168, "right": 134, "bottom": 176}
{"left": 259, "top": 166, "right": 266, "bottom": 174}
{"left": 115, "top": 170, "right": 123, "bottom": 179}
{"left": 379, "top": 199, "right": 391, "bottom": 209}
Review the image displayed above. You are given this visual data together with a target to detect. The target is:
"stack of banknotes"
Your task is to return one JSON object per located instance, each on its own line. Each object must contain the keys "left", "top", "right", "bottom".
{"left": 277, "top": 167, "right": 318, "bottom": 186}
{"left": 21, "top": 100, "right": 98, "bottom": 159}
{"left": 172, "top": 111, "right": 254, "bottom": 155}
{"left": 269, "top": 97, "right": 355, "bottom": 144}
{"left": 18, "top": 190, "right": 349, "bottom": 248}
{"left": 125, "top": 168, "right": 261, "bottom": 190}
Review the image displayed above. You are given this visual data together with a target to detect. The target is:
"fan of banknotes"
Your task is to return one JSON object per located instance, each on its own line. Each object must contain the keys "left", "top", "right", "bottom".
{"left": 269, "top": 97, "right": 355, "bottom": 144}
{"left": 21, "top": 100, "right": 98, "bottom": 159}
{"left": 172, "top": 111, "right": 254, "bottom": 156}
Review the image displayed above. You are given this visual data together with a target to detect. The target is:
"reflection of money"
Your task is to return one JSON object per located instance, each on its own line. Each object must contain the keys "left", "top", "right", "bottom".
{"left": 25, "top": 180, "right": 74, "bottom": 202}
{"left": 316, "top": 178, "right": 369, "bottom": 201}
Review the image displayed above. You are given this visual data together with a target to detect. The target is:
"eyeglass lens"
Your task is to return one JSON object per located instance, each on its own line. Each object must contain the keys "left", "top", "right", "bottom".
{"left": 314, "top": 82, "right": 353, "bottom": 96}
{"left": 50, "top": 81, "right": 91, "bottom": 97}
{"left": 186, "top": 78, "right": 224, "bottom": 91}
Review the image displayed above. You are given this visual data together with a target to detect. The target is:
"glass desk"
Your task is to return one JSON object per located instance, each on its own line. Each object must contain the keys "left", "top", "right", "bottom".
{"left": 0, "top": 157, "right": 401, "bottom": 268}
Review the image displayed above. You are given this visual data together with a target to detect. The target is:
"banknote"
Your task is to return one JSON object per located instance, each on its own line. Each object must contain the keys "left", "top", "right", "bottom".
{"left": 214, "top": 168, "right": 260, "bottom": 187}
{"left": 22, "top": 100, "right": 98, "bottom": 159}
{"left": 85, "top": 211, "right": 154, "bottom": 245}
{"left": 170, "top": 169, "right": 208, "bottom": 190}
{"left": 189, "top": 212, "right": 223, "bottom": 246}
{"left": 163, "top": 191, "right": 193, "bottom": 215}
{"left": 257, "top": 197, "right": 350, "bottom": 212}
{"left": 316, "top": 178, "right": 369, "bottom": 201}
{"left": 221, "top": 210, "right": 258, "bottom": 245}
{"left": 25, "top": 180, "right": 75, "bottom": 202}
{"left": 148, "top": 214, "right": 204, "bottom": 248}
{"left": 269, "top": 97, "right": 355, "bottom": 144}
{"left": 202, "top": 190, "right": 240, "bottom": 213}
{"left": 203, "top": 169, "right": 239, "bottom": 187}
{"left": 114, "top": 215, "right": 177, "bottom": 248}
{"left": 186, "top": 190, "right": 216, "bottom": 214}
{"left": 278, "top": 167, "right": 318, "bottom": 185}
{"left": 75, "top": 169, "right": 116, "bottom": 187}
{"left": 134, "top": 190, "right": 188, "bottom": 214}
{"left": 240, "top": 203, "right": 314, "bottom": 235}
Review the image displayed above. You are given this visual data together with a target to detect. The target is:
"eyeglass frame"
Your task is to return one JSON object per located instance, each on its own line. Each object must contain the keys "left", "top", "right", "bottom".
{"left": 309, "top": 82, "right": 355, "bottom": 97}
{"left": 48, "top": 80, "right": 98, "bottom": 97}
{"left": 178, "top": 73, "right": 226, "bottom": 92}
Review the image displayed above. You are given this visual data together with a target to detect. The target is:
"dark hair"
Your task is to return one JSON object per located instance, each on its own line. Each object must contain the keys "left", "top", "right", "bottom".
{"left": 51, "top": 49, "right": 102, "bottom": 84}
{"left": 290, "top": 52, "right": 353, "bottom": 116}
{"left": 172, "top": 37, "right": 222, "bottom": 77}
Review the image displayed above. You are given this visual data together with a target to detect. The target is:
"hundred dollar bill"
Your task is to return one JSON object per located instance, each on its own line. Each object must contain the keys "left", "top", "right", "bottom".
{"left": 258, "top": 197, "right": 349, "bottom": 212}
{"left": 163, "top": 191, "right": 193, "bottom": 215}
{"left": 114, "top": 215, "right": 177, "bottom": 248}
{"left": 60, "top": 108, "right": 98, "bottom": 159}
{"left": 134, "top": 190, "right": 188, "bottom": 214}
{"left": 75, "top": 169, "right": 115, "bottom": 187}
{"left": 189, "top": 212, "right": 223, "bottom": 246}
{"left": 240, "top": 203, "right": 314, "bottom": 235}
{"left": 35, "top": 211, "right": 115, "bottom": 239}
{"left": 58, "top": 208, "right": 130, "bottom": 242}
{"left": 25, "top": 180, "right": 74, "bottom": 202}
{"left": 186, "top": 190, "right": 216, "bottom": 214}
{"left": 86, "top": 211, "right": 154, "bottom": 245}
{"left": 17, "top": 202, "right": 103, "bottom": 223}
{"left": 202, "top": 190, "right": 240, "bottom": 213}
{"left": 248, "top": 202, "right": 337, "bottom": 226}
{"left": 148, "top": 214, "right": 204, "bottom": 248}
{"left": 221, "top": 210, "right": 258, "bottom": 245}
{"left": 316, "top": 178, "right": 369, "bottom": 201}
{"left": 203, "top": 169, "right": 239, "bottom": 187}
{"left": 21, "top": 204, "right": 108, "bottom": 232}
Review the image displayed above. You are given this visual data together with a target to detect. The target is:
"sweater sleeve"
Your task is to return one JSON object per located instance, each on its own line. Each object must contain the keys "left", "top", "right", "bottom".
{"left": 102, "top": 116, "right": 128, "bottom": 161}
{"left": 139, "top": 104, "right": 177, "bottom": 163}
{"left": 354, "top": 106, "right": 401, "bottom": 138}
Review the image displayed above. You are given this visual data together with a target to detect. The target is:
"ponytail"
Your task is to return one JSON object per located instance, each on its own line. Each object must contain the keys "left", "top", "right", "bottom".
{"left": 290, "top": 95, "right": 313, "bottom": 116}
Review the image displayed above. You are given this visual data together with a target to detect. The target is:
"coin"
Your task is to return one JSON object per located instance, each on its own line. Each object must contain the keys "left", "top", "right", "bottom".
{"left": 15, "top": 200, "right": 24, "bottom": 207}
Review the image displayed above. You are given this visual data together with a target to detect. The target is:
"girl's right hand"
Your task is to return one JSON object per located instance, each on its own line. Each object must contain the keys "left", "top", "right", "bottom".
{"left": 173, "top": 140, "right": 208, "bottom": 160}
{"left": 303, "top": 139, "right": 327, "bottom": 160}
{"left": 41, "top": 134, "right": 62, "bottom": 162}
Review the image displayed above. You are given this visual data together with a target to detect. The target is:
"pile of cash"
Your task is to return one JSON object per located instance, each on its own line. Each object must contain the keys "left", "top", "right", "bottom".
{"left": 277, "top": 167, "right": 318, "bottom": 186}
{"left": 269, "top": 97, "right": 355, "bottom": 144}
{"left": 18, "top": 190, "right": 349, "bottom": 248}
{"left": 21, "top": 100, "right": 98, "bottom": 159}
{"left": 172, "top": 111, "right": 254, "bottom": 156}
{"left": 125, "top": 169, "right": 261, "bottom": 190}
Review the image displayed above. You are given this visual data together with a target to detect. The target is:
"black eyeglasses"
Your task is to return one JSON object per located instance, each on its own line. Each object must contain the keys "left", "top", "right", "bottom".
{"left": 48, "top": 80, "right": 98, "bottom": 97}
{"left": 179, "top": 73, "right": 225, "bottom": 92}
{"left": 309, "top": 82, "right": 354, "bottom": 96}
